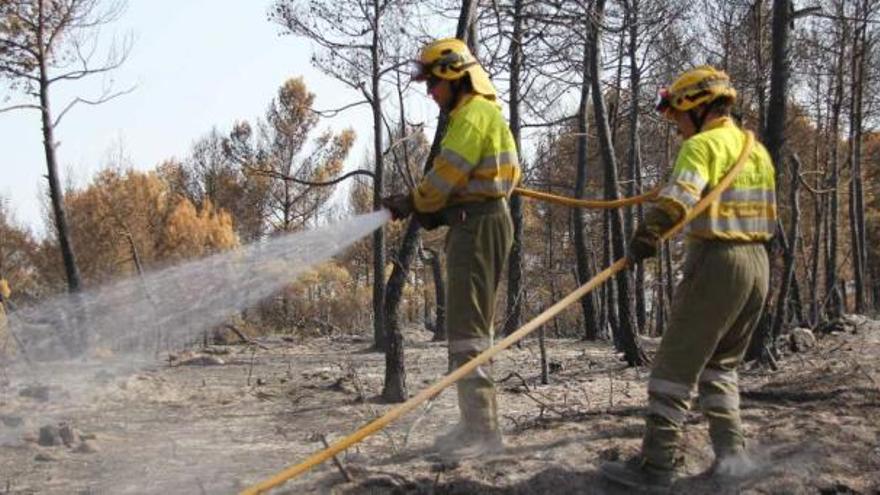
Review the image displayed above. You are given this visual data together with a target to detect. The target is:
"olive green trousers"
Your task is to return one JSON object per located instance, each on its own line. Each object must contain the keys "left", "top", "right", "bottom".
{"left": 642, "top": 240, "right": 769, "bottom": 468}
{"left": 443, "top": 199, "right": 513, "bottom": 434}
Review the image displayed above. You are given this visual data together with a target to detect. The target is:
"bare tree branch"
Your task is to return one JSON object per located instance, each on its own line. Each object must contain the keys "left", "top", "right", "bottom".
{"left": 53, "top": 84, "right": 137, "bottom": 128}
{"left": 311, "top": 99, "right": 371, "bottom": 117}
{"left": 0, "top": 103, "right": 41, "bottom": 114}
{"left": 245, "top": 166, "right": 375, "bottom": 187}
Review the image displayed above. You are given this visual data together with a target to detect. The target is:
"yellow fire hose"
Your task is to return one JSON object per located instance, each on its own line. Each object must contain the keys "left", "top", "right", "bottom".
{"left": 241, "top": 131, "right": 755, "bottom": 495}
{"left": 514, "top": 186, "right": 659, "bottom": 208}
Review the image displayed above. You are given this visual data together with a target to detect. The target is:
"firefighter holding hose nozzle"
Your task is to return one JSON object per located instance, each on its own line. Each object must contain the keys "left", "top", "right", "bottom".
{"left": 382, "top": 38, "right": 521, "bottom": 459}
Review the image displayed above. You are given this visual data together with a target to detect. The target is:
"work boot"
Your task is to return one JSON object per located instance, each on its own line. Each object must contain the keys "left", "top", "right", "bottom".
{"left": 702, "top": 450, "right": 758, "bottom": 481}
{"left": 600, "top": 455, "right": 676, "bottom": 494}
{"left": 431, "top": 423, "right": 504, "bottom": 460}
{"left": 430, "top": 423, "right": 469, "bottom": 452}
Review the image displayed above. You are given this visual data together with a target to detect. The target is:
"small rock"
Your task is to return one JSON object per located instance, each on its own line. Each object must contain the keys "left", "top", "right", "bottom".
{"left": 842, "top": 314, "right": 868, "bottom": 333}
{"left": 74, "top": 440, "right": 98, "bottom": 454}
{"left": 58, "top": 423, "right": 81, "bottom": 447}
{"left": 790, "top": 327, "right": 817, "bottom": 352}
{"left": 819, "top": 481, "right": 860, "bottom": 494}
{"left": 19, "top": 384, "right": 50, "bottom": 402}
{"left": 38, "top": 425, "right": 63, "bottom": 446}
{"left": 34, "top": 452, "right": 58, "bottom": 462}
{"left": 598, "top": 447, "right": 621, "bottom": 461}
{"left": 817, "top": 319, "right": 847, "bottom": 334}
{"left": 0, "top": 414, "right": 23, "bottom": 427}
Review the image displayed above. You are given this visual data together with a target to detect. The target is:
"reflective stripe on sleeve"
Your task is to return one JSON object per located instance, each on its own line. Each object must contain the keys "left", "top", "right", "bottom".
{"left": 440, "top": 147, "right": 478, "bottom": 174}
{"left": 425, "top": 170, "right": 455, "bottom": 195}
{"left": 673, "top": 169, "right": 709, "bottom": 190}
{"left": 659, "top": 183, "right": 700, "bottom": 208}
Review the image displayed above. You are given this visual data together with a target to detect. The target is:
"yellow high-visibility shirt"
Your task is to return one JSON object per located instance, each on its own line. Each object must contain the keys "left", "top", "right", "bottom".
{"left": 412, "top": 94, "right": 521, "bottom": 213}
{"left": 654, "top": 117, "right": 777, "bottom": 242}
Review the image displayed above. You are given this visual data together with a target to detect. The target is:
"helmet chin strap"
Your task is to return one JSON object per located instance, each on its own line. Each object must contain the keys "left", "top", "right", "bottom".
{"left": 442, "top": 78, "right": 467, "bottom": 113}
{"left": 687, "top": 106, "right": 710, "bottom": 134}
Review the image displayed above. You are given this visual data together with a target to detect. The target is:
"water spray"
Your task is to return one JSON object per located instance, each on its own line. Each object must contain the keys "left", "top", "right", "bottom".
{"left": 3, "top": 210, "right": 390, "bottom": 394}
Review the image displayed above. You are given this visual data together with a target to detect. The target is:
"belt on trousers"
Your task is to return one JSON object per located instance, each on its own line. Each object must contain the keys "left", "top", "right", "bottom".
{"left": 441, "top": 198, "right": 508, "bottom": 226}
{"left": 688, "top": 238, "right": 768, "bottom": 249}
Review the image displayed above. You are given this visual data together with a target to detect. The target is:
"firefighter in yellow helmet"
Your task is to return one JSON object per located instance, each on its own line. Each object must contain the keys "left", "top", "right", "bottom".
{"left": 383, "top": 38, "right": 520, "bottom": 458}
{"left": 600, "top": 66, "right": 776, "bottom": 491}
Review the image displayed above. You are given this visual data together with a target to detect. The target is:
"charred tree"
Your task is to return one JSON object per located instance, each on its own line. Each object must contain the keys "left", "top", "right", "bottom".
{"left": 503, "top": 0, "right": 525, "bottom": 338}
{"left": 369, "top": 1, "right": 387, "bottom": 353}
{"left": 771, "top": 155, "right": 802, "bottom": 341}
{"left": 749, "top": 0, "right": 795, "bottom": 362}
{"left": 380, "top": 220, "right": 417, "bottom": 402}
{"left": 572, "top": 13, "right": 600, "bottom": 341}
{"left": 589, "top": 0, "right": 646, "bottom": 366}
{"left": 422, "top": 248, "right": 446, "bottom": 342}
{"left": 825, "top": 1, "right": 848, "bottom": 318}
{"left": 380, "top": 0, "right": 478, "bottom": 402}
{"left": 848, "top": 2, "right": 868, "bottom": 313}
{"left": 625, "top": 0, "right": 647, "bottom": 332}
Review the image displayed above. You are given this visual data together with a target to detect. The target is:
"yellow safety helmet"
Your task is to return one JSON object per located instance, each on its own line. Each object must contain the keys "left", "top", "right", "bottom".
{"left": 412, "top": 38, "right": 496, "bottom": 98}
{"left": 0, "top": 279, "right": 9, "bottom": 300}
{"left": 656, "top": 65, "right": 737, "bottom": 116}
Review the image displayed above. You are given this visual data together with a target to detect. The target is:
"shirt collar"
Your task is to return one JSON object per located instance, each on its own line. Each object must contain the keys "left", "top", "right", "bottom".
{"left": 450, "top": 93, "right": 478, "bottom": 116}
{"left": 701, "top": 116, "right": 736, "bottom": 132}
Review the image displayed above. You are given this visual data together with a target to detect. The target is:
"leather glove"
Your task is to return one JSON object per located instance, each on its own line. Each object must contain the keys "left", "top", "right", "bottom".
{"left": 627, "top": 206, "right": 677, "bottom": 265}
{"left": 382, "top": 193, "right": 414, "bottom": 221}
{"left": 413, "top": 211, "right": 444, "bottom": 231}
{"left": 627, "top": 233, "right": 658, "bottom": 265}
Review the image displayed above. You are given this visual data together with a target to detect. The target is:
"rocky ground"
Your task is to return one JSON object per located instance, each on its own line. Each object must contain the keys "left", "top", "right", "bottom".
{"left": 1, "top": 315, "right": 878, "bottom": 494}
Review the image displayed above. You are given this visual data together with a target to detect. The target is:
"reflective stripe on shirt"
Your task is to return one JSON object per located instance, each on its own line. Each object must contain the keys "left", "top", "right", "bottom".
{"left": 412, "top": 94, "right": 521, "bottom": 212}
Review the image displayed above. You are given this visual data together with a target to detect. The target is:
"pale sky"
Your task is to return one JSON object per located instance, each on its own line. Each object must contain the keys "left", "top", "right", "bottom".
{"left": 1, "top": 0, "right": 443, "bottom": 237}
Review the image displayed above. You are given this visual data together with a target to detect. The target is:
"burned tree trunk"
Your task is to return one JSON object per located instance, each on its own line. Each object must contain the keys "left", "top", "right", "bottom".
{"left": 380, "top": 0, "right": 478, "bottom": 402}
{"left": 749, "top": 0, "right": 792, "bottom": 362}
{"left": 572, "top": 15, "right": 600, "bottom": 340}
{"left": 589, "top": 0, "right": 646, "bottom": 366}
{"left": 825, "top": 1, "right": 847, "bottom": 318}
{"left": 370, "top": 0, "right": 387, "bottom": 352}
{"left": 625, "top": 0, "right": 647, "bottom": 332}
{"left": 423, "top": 248, "right": 446, "bottom": 342}
{"left": 380, "top": 220, "right": 418, "bottom": 402}
{"left": 503, "top": 0, "right": 525, "bottom": 338}
{"left": 848, "top": 5, "right": 868, "bottom": 313}
{"left": 771, "top": 155, "right": 802, "bottom": 341}
{"left": 39, "top": 67, "right": 82, "bottom": 294}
